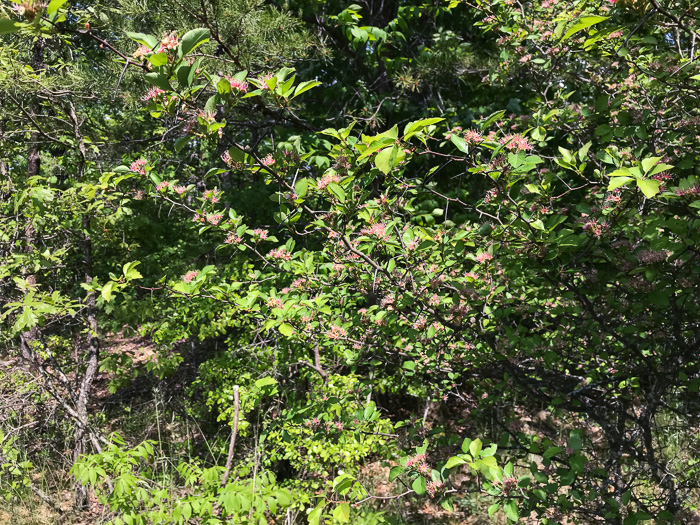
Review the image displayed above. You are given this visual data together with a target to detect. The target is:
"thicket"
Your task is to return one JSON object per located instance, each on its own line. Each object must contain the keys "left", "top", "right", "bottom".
{"left": 1, "top": 0, "right": 700, "bottom": 523}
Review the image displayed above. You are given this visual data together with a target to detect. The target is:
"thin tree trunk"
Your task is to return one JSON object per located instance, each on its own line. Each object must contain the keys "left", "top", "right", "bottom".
{"left": 73, "top": 214, "right": 99, "bottom": 509}
{"left": 21, "top": 37, "right": 45, "bottom": 361}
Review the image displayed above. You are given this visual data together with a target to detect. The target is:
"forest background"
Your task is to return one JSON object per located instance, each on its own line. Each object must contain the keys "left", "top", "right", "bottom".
{"left": 1, "top": 0, "right": 700, "bottom": 523}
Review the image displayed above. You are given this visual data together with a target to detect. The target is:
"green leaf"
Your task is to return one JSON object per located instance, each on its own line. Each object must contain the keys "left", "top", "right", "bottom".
{"left": 403, "top": 117, "right": 444, "bottom": 136}
{"left": 389, "top": 466, "right": 405, "bottom": 481}
{"left": 294, "top": 178, "right": 308, "bottom": 197}
{"left": 327, "top": 182, "right": 346, "bottom": 202}
{"left": 412, "top": 476, "right": 426, "bottom": 495}
{"left": 123, "top": 261, "right": 142, "bottom": 281}
{"left": 125, "top": 32, "right": 158, "bottom": 51}
{"left": 293, "top": 80, "right": 321, "bottom": 99}
{"left": 47, "top": 0, "right": 69, "bottom": 15}
{"left": 308, "top": 505, "right": 324, "bottom": 525}
{"left": 488, "top": 503, "right": 500, "bottom": 518}
{"left": 562, "top": 16, "right": 608, "bottom": 42}
{"left": 608, "top": 177, "right": 634, "bottom": 191}
{"left": 637, "top": 179, "right": 660, "bottom": 198}
{"left": 279, "top": 323, "right": 294, "bottom": 337}
{"left": 0, "top": 18, "right": 19, "bottom": 34}
{"left": 255, "top": 377, "right": 278, "bottom": 388}
{"left": 179, "top": 28, "right": 210, "bottom": 57}
{"left": 444, "top": 456, "right": 467, "bottom": 469}
{"left": 101, "top": 281, "right": 115, "bottom": 303}
{"left": 333, "top": 503, "right": 350, "bottom": 523}
{"left": 147, "top": 53, "right": 168, "bottom": 67}
{"left": 375, "top": 145, "right": 398, "bottom": 174}
{"left": 469, "top": 438, "right": 482, "bottom": 458}
{"left": 503, "top": 499, "right": 519, "bottom": 521}
{"left": 450, "top": 134, "right": 469, "bottom": 153}
{"left": 144, "top": 72, "right": 171, "bottom": 91}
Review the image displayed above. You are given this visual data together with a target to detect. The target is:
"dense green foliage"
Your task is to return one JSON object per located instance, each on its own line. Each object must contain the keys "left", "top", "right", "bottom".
{"left": 2, "top": 0, "right": 700, "bottom": 523}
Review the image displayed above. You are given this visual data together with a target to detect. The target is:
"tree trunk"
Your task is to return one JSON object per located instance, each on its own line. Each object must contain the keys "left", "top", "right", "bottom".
{"left": 73, "top": 214, "right": 99, "bottom": 509}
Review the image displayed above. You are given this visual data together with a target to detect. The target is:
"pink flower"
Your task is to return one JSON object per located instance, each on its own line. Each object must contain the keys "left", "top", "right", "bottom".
{"left": 156, "top": 181, "right": 170, "bottom": 192}
{"left": 463, "top": 129, "right": 483, "bottom": 144}
{"left": 221, "top": 151, "right": 232, "bottom": 166}
{"left": 252, "top": 228, "right": 268, "bottom": 240}
{"left": 267, "top": 297, "right": 284, "bottom": 309}
{"left": 268, "top": 247, "right": 292, "bottom": 261}
{"left": 327, "top": 324, "right": 347, "bottom": 340}
{"left": 225, "top": 76, "right": 248, "bottom": 93}
{"left": 130, "top": 159, "right": 147, "bottom": 174}
{"left": 133, "top": 44, "right": 152, "bottom": 59}
{"left": 174, "top": 185, "right": 187, "bottom": 195}
{"left": 501, "top": 134, "right": 532, "bottom": 151}
{"left": 361, "top": 223, "right": 389, "bottom": 240}
{"left": 261, "top": 154, "right": 275, "bottom": 166}
{"left": 158, "top": 32, "right": 178, "bottom": 53}
{"left": 207, "top": 214, "right": 223, "bottom": 225}
{"left": 183, "top": 271, "right": 198, "bottom": 283}
{"left": 225, "top": 233, "right": 241, "bottom": 244}
{"left": 317, "top": 172, "right": 341, "bottom": 190}
{"left": 476, "top": 252, "right": 492, "bottom": 263}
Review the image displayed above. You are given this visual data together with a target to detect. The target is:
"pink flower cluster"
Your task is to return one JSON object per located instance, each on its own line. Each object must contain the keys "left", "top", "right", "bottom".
{"left": 499, "top": 476, "right": 518, "bottom": 495}
{"left": 501, "top": 134, "right": 532, "bottom": 151}
{"left": 158, "top": 32, "right": 178, "bottom": 53}
{"left": 224, "top": 76, "right": 248, "bottom": 93}
{"left": 174, "top": 185, "right": 187, "bottom": 195}
{"left": 183, "top": 271, "right": 198, "bottom": 283}
{"left": 261, "top": 154, "right": 275, "bottom": 167}
{"left": 327, "top": 324, "right": 347, "bottom": 340}
{"left": 361, "top": 223, "right": 390, "bottom": 241}
{"left": 203, "top": 189, "right": 220, "bottom": 203}
{"left": 476, "top": 252, "right": 493, "bottom": 263}
{"left": 267, "top": 297, "right": 284, "bottom": 309}
{"left": 207, "top": 214, "right": 223, "bottom": 225}
{"left": 251, "top": 229, "right": 268, "bottom": 240}
{"left": 426, "top": 480, "right": 443, "bottom": 498}
{"left": 130, "top": 159, "right": 147, "bottom": 174}
{"left": 317, "top": 172, "right": 341, "bottom": 190}
{"left": 143, "top": 87, "right": 165, "bottom": 102}
{"left": 156, "top": 181, "right": 170, "bottom": 192}
{"left": 268, "top": 247, "right": 292, "bottom": 261}
{"left": 225, "top": 233, "right": 242, "bottom": 244}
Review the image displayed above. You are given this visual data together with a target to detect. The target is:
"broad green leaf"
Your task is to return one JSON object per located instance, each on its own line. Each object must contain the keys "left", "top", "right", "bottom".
{"left": 0, "top": 18, "right": 19, "bottom": 34}
{"left": 47, "top": 0, "right": 69, "bottom": 15}
{"left": 469, "top": 438, "right": 482, "bottom": 458}
{"left": 403, "top": 117, "right": 444, "bottom": 137}
{"left": 179, "top": 28, "right": 210, "bottom": 57}
{"left": 637, "top": 179, "right": 660, "bottom": 198}
{"left": 293, "top": 80, "right": 321, "bottom": 99}
{"left": 144, "top": 72, "right": 171, "bottom": 91}
{"left": 444, "top": 456, "right": 467, "bottom": 469}
{"left": 125, "top": 32, "right": 158, "bottom": 50}
{"left": 294, "top": 178, "right": 308, "bottom": 197}
{"left": 375, "top": 145, "right": 398, "bottom": 175}
{"left": 608, "top": 177, "right": 634, "bottom": 191}
{"left": 255, "top": 377, "right": 278, "bottom": 388}
{"left": 308, "top": 505, "right": 324, "bottom": 525}
{"left": 412, "top": 476, "right": 426, "bottom": 495}
{"left": 641, "top": 156, "right": 663, "bottom": 174}
{"left": 101, "top": 281, "right": 115, "bottom": 303}
{"left": 327, "top": 182, "right": 345, "bottom": 202}
{"left": 333, "top": 503, "right": 350, "bottom": 523}
{"left": 147, "top": 53, "right": 168, "bottom": 67}
{"left": 279, "top": 323, "right": 294, "bottom": 337}
{"left": 503, "top": 499, "right": 518, "bottom": 521}
{"left": 488, "top": 503, "right": 500, "bottom": 518}
{"left": 389, "top": 466, "right": 405, "bottom": 481}
{"left": 450, "top": 134, "right": 469, "bottom": 153}
{"left": 562, "top": 16, "right": 608, "bottom": 42}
